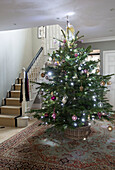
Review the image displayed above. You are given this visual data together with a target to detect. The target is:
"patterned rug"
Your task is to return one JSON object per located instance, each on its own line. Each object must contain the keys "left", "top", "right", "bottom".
{"left": 0, "top": 120, "right": 114, "bottom": 170}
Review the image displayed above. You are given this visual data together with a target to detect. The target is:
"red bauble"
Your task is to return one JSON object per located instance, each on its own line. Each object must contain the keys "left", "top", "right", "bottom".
{"left": 97, "top": 112, "right": 102, "bottom": 119}
{"left": 51, "top": 96, "right": 56, "bottom": 101}
{"left": 52, "top": 113, "right": 56, "bottom": 119}
{"left": 72, "top": 115, "right": 77, "bottom": 121}
{"left": 63, "top": 39, "right": 66, "bottom": 43}
{"left": 45, "top": 113, "right": 49, "bottom": 117}
{"left": 74, "top": 53, "right": 78, "bottom": 57}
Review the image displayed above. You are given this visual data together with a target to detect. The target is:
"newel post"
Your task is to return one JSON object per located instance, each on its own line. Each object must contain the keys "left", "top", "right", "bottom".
{"left": 20, "top": 67, "right": 26, "bottom": 116}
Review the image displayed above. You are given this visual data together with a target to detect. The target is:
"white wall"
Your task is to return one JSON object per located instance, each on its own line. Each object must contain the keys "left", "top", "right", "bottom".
{"left": 0, "top": 28, "right": 33, "bottom": 105}
{"left": 32, "top": 27, "right": 42, "bottom": 57}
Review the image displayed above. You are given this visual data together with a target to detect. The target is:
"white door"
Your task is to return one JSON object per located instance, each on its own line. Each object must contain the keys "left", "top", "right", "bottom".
{"left": 103, "top": 50, "right": 115, "bottom": 110}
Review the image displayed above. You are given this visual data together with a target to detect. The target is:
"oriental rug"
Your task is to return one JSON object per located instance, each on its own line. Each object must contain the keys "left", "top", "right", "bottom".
{"left": 0, "top": 120, "right": 114, "bottom": 170}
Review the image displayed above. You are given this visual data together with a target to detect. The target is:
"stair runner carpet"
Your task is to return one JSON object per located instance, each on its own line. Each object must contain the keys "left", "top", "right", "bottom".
{"left": 0, "top": 120, "right": 114, "bottom": 169}
{"left": 0, "top": 78, "right": 22, "bottom": 127}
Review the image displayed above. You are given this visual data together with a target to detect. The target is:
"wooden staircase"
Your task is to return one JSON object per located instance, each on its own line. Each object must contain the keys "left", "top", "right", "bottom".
{"left": 0, "top": 47, "right": 47, "bottom": 128}
{"left": 0, "top": 78, "right": 22, "bottom": 127}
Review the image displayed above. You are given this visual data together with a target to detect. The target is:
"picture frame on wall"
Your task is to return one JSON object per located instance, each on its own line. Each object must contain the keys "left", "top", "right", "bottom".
{"left": 37, "top": 26, "right": 46, "bottom": 39}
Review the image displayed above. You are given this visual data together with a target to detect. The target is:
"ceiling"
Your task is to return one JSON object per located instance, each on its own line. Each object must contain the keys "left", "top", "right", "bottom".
{"left": 0, "top": 0, "right": 115, "bottom": 42}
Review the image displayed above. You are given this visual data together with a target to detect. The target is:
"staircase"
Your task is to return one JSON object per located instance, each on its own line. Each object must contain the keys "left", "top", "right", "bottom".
{"left": 0, "top": 78, "right": 22, "bottom": 127}
{"left": 0, "top": 25, "right": 64, "bottom": 128}
{"left": 0, "top": 47, "right": 45, "bottom": 127}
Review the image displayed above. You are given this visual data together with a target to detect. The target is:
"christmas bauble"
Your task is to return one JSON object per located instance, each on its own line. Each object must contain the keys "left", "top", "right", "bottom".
{"left": 52, "top": 113, "right": 56, "bottom": 119}
{"left": 107, "top": 81, "right": 112, "bottom": 85}
{"left": 84, "top": 69, "right": 88, "bottom": 74}
{"left": 41, "top": 73, "right": 45, "bottom": 78}
{"left": 62, "top": 96, "right": 67, "bottom": 104}
{"left": 87, "top": 72, "right": 89, "bottom": 77}
{"left": 100, "top": 81, "right": 105, "bottom": 86}
{"left": 51, "top": 96, "right": 56, "bottom": 101}
{"left": 72, "top": 115, "right": 77, "bottom": 121}
{"left": 74, "top": 53, "right": 78, "bottom": 57}
{"left": 98, "top": 102, "right": 103, "bottom": 108}
{"left": 51, "top": 92, "right": 54, "bottom": 96}
{"left": 96, "top": 69, "right": 100, "bottom": 73}
{"left": 62, "top": 99, "right": 67, "bottom": 104}
{"left": 88, "top": 115, "right": 90, "bottom": 120}
{"left": 97, "top": 112, "right": 102, "bottom": 119}
{"left": 80, "top": 86, "right": 84, "bottom": 91}
{"left": 63, "top": 39, "right": 66, "bottom": 43}
{"left": 45, "top": 113, "right": 49, "bottom": 118}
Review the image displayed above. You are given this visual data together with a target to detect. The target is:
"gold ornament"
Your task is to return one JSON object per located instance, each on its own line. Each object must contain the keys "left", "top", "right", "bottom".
{"left": 96, "top": 69, "right": 100, "bottom": 73}
{"left": 88, "top": 115, "right": 90, "bottom": 120}
{"left": 100, "top": 81, "right": 105, "bottom": 86}
{"left": 62, "top": 98, "right": 67, "bottom": 104}
{"left": 107, "top": 81, "right": 112, "bottom": 85}
{"left": 87, "top": 72, "right": 89, "bottom": 77}
{"left": 62, "top": 95, "right": 68, "bottom": 104}
{"left": 51, "top": 92, "right": 54, "bottom": 96}
{"left": 53, "top": 58, "right": 55, "bottom": 62}
{"left": 80, "top": 86, "right": 84, "bottom": 91}
{"left": 41, "top": 73, "right": 45, "bottom": 78}
{"left": 107, "top": 126, "right": 113, "bottom": 132}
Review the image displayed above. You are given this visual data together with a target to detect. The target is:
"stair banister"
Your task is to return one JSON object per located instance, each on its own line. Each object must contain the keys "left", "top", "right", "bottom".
{"left": 26, "top": 47, "right": 43, "bottom": 73}
{"left": 19, "top": 67, "right": 26, "bottom": 116}
{"left": 19, "top": 47, "right": 43, "bottom": 116}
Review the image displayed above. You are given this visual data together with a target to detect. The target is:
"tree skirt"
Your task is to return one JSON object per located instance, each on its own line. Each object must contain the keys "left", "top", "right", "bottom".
{"left": 0, "top": 120, "right": 114, "bottom": 170}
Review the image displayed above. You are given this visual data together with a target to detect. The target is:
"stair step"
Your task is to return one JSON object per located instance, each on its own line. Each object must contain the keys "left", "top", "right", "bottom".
{"left": 6, "top": 98, "right": 21, "bottom": 106}
{"left": 19, "top": 78, "right": 22, "bottom": 84}
{"left": 1, "top": 106, "right": 21, "bottom": 115}
{"left": 0, "top": 115, "right": 16, "bottom": 127}
{"left": 15, "top": 84, "right": 21, "bottom": 90}
{"left": 15, "top": 78, "right": 22, "bottom": 84}
{"left": 11, "top": 91, "right": 20, "bottom": 98}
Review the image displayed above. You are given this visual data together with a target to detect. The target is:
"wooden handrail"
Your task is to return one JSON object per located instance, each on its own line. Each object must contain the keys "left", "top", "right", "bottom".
{"left": 26, "top": 47, "right": 43, "bottom": 73}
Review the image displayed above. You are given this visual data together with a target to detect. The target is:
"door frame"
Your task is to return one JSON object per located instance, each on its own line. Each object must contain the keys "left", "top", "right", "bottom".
{"left": 103, "top": 50, "right": 115, "bottom": 75}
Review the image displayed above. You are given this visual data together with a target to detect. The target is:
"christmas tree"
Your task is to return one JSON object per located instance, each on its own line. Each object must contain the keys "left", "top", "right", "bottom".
{"left": 33, "top": 30, "right": 114, "bottom": 130}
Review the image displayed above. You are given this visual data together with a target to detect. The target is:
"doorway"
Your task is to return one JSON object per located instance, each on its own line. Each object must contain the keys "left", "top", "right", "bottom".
{"left": 103, "top": 50, "right": 115, "bottom": 110}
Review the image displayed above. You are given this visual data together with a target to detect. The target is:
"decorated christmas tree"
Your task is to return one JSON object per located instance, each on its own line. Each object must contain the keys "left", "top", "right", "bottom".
{"left": 33, "top": 26, "right": 114, "bottom": 131}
